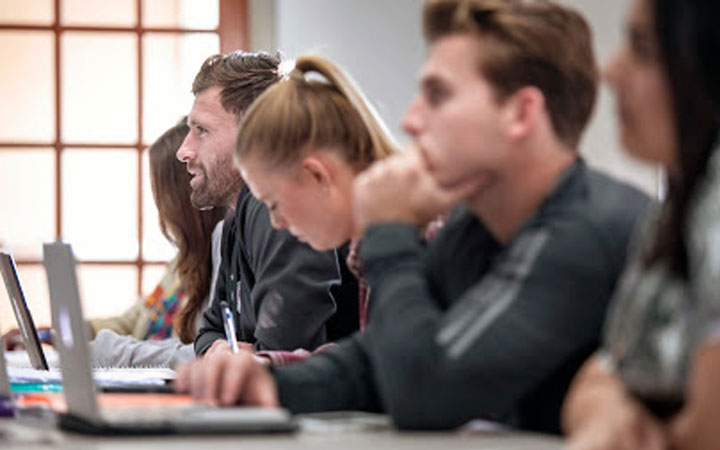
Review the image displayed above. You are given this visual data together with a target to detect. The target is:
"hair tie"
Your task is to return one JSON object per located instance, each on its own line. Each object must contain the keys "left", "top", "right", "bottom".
{"left": 289, "top": 68, "right": 305, "bottom": 82}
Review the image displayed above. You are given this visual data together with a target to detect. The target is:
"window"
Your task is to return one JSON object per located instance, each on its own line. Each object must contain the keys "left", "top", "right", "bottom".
{"left": 0, "top": 0, "right": 246, "bottom": 330}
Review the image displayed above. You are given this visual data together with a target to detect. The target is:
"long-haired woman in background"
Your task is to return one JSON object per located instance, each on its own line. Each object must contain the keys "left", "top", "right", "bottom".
{"left": 562, "top": 0, "right": 720, "bottom": 448}
{"left": 90, "top": 118, "right": 226, "bottom": 368}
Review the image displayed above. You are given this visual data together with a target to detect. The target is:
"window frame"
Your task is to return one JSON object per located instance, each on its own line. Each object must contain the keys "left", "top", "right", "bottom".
{"left": 0, "top": 0, "right": 247, "bottom": 296}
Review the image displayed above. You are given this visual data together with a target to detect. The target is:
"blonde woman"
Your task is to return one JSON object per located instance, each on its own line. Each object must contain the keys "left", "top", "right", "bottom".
{"left": 233, "top": 55, "right": 407, "bottom": 342}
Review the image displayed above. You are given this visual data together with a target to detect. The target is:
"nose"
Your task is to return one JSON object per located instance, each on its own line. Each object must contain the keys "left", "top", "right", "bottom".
{"left": 402, "top": 96, "right": 423, "bottom": 138}
{"left": 176, "top": 133, "right": 195, "bottom": 163}
{"left": 603, "top": 48, "right": 624, "bottom": 92}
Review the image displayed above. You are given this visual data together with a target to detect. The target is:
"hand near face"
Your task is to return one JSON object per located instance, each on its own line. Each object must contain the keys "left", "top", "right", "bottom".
{"left": 175, "top": 349, "right": 279, "bottom": 407}
{"left": 353, "top": 148, "right": 481, "bottom": 233}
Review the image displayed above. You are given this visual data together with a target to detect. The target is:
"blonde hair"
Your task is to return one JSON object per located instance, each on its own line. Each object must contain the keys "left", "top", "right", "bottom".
{"left": 235, "top": 54, "right": 398, "bottom": 171}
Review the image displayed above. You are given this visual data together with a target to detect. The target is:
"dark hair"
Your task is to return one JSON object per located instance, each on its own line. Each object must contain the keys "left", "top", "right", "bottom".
{"left": 192, "top": 51, "right": 281, "bottom": 118}
{"left": 148, "top": 118, "right": 226, "bottom": 343}
{"left": 650, "top": 0, "right": 720, "bottom": 276}
{"left": 423, "top": 0, "right": 598, "bottom": 149}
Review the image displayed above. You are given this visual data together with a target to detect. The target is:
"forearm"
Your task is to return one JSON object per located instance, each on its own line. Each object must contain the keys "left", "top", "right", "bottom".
{"left": 366, "top": 286, "right": 483, "bottom": 428}
{"left": 92, "top": 329, "right": 193, "bottom": 368}
{"left": 362, "top": 224, "right": 480, "bottom": 429}
{"left": 273, "top": 335, "right": 381, "bottom": 414}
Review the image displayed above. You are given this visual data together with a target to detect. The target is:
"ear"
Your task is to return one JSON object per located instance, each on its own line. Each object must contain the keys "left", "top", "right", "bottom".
{"left": 301, "top": 155, "right": 333, "bottom": 192}
{"left": 505, "top": 86, "right": 544, "bottom": 143}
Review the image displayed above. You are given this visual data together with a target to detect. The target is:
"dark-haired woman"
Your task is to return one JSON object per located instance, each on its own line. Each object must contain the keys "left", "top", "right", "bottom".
{"left": 562, "top": 0, "right": 720, "bottom": 448}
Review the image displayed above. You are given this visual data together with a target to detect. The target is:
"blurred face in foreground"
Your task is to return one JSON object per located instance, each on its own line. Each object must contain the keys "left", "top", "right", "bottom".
{"left": 605, "top": 0, "right": 677, "bottom": 171}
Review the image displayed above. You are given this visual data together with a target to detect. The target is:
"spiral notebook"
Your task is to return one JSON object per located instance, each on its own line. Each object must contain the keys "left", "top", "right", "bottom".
{"left": 42, "top": 241, "right": 295, "bottom": 435}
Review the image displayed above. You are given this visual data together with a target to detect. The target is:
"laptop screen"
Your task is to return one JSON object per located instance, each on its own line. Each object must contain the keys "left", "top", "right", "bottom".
{"left": 0, "top": 252, "right": 50, "bottom": 370}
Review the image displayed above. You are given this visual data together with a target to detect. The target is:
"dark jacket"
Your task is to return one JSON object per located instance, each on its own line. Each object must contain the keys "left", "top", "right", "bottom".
{"left": 195, "top": 186, "right": 359, "bottom": 354}
{"left": 273, "top": 161, "right": 653, "bottom": 434}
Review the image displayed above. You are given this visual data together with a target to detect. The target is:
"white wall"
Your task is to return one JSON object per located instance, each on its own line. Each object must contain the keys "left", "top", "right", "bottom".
{"left": 250, "top": 0, "right": 425, "bottom": 149}
{"left": 249, "top": 0, "right": 660, "bottom": 196}
{"left": 561, "top": 0, "right": 661, "bottom": 196}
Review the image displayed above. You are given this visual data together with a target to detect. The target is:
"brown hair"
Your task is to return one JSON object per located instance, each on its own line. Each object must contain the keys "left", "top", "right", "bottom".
{"left": 423, "top": 0, "right": 598, "bottom": 149}
{"left": 234, "top": 54, "right": 398, "bottom": 171}
{"left": 148, "top": 118, "right": 225, "bottom": 343}
{"left": 192, "top": 51, "right": 282, "bottom": 118}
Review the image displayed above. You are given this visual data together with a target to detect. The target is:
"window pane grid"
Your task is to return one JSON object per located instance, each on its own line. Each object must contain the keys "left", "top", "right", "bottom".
{"left": 0, "top": 0, "right": 240, "bottom": 307}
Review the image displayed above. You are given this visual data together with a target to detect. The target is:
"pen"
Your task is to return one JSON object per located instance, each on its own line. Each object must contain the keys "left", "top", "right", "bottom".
{"left": 219, "top": 301, "right": 240, "bottom": 354}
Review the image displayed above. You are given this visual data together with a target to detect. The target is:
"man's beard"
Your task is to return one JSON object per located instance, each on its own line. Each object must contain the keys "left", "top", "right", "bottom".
{"left": 190, "top": 168, "right": 243, "bottom": 210}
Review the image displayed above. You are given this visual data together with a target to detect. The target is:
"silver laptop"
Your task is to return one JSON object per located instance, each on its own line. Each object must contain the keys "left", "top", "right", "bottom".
{"left": 0, "top": 252, "right": 49, "bottom": 370}
{"left": 43, "top": 241, "right": 295, "bottom": 435}
{"left": 2, "top": 252, "right": 170, "bottom": 392}
{"left": 0, "top": 337, "right": 10, "bottom": 397}
{"left": 0, "top": 337, "right": 16, "bottom": 418}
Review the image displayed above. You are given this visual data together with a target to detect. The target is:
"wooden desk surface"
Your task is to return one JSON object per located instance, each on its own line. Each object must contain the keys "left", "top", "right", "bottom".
{"left": 0, "top": 414, "right": 563, "bottom": 450}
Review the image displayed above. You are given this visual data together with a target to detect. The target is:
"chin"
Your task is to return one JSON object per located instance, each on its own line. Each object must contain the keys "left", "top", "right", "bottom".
{"left": 434, "top": 172, "right": 467, "bottom": 190}
{"left": 307, "top": 240, "right": 332, "bottom": 251}
{"left": 311, "top": 235, "right": 346, "bottom": 251}
{"left": 619, "top": 134, "right": 647, "bottom": 162}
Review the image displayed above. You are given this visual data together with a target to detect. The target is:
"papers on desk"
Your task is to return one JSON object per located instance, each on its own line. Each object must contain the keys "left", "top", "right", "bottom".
{"left": 8, "top": 366, "right": 176, "bottom": 387}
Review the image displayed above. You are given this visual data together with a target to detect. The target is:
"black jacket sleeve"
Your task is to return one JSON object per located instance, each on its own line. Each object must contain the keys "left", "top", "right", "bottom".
{"left": 194, "top": 212, "right": 236, "bottom": 355}
{"left": 360, "top": 220, "right": 624, "bottom": 432}
{"left": 273, "top": 333, "right": 383, "bottom": 414}
{"left": 193, "top": 261, "right": 231, "bottom": 354}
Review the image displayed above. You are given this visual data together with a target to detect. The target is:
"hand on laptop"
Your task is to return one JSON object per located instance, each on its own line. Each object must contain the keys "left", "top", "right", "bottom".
{"left": 175, "top": 350, "right": 279, "bottom": 407}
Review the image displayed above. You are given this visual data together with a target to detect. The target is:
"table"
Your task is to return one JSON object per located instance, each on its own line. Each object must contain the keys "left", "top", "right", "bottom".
{"left": 0, "top": 413, "right": 563, "bottom": 450}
